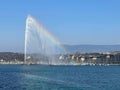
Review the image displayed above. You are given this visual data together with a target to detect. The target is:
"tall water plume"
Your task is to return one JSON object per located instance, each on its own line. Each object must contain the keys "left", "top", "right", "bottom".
{"left": 24, "top": 15, "right": 70, "bottom": 65}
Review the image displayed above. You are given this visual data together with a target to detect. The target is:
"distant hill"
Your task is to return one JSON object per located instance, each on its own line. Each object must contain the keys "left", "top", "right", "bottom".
{"left": 0, "top": 52, "right": 24, "bottom": 61}
{"left": 63, "top": 45, "right": 120, "bottom": 53}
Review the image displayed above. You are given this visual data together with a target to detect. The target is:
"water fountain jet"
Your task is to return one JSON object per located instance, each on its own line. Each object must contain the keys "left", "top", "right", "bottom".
{"left": 24, "top": 15, "right": 72, "bottom": 65}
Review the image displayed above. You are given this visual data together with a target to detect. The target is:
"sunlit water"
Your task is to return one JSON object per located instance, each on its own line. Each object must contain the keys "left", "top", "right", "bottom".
{"left": 0, "top": 65, "right": 120, "bottom": 90}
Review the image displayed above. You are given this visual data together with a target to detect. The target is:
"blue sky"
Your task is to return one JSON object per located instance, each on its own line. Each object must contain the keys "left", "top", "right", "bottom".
{"left": 0, "top": 0, "right": 120, "bottom": 52}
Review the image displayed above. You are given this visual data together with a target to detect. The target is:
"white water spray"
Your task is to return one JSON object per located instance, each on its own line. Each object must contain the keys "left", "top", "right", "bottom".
{"left": 24, "top": 15, "right": 71, "bottom": 65}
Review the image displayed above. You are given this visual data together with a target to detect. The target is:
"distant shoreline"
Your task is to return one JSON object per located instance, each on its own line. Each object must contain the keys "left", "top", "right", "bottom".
{"left": 0, "top": 51, "right": 120, "bottom": 65}
{"left": 0, "top": 62, "right": 120, "bottom": 66}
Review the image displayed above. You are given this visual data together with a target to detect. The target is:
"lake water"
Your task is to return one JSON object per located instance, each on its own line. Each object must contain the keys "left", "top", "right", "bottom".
{"left": 0, "top": 65, "right": 120, "bottom": 90}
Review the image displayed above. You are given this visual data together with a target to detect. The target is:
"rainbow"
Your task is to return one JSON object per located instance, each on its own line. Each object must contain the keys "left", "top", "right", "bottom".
{"left": 27, "top": 15, "right": 67, "bottom": 53}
